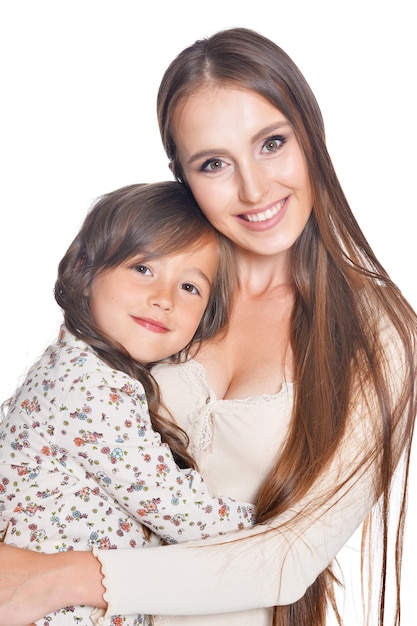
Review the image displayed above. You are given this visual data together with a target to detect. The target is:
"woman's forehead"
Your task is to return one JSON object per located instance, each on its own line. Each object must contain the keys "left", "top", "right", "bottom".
{"left": 172, "top": 86, "right": 289, "bottom": 154}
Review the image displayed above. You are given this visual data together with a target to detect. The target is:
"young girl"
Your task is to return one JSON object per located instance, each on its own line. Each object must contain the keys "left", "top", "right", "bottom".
{"left": 0, "top": 181, "right": 254, "bottom": 626}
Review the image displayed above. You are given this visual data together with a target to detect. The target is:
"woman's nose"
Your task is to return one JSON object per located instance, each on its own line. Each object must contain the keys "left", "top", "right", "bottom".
{"left": 237, "top": 162, "right": 269, "bottom": 204}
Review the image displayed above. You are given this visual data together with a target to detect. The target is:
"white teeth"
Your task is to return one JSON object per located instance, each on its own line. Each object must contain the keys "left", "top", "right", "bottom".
{"left": 243, "top": 200, "right": 285, "bottom": 222}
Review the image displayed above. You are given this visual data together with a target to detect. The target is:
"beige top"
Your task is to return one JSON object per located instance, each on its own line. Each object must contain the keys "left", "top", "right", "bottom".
{"left": 152, "top": 360, "right": 293, "bottom": 626}
{"left": 92, "top": 314, "right": 409, "bottom": 624}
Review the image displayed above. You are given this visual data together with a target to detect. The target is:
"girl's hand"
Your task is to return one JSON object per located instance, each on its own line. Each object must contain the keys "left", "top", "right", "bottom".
{"left": 0, "top": 543, "right": 106, "bottom": 626}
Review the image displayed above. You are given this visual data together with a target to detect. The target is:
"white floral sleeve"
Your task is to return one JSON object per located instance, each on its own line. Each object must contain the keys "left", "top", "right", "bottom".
{"left": 0, "top": 330, "right": 254, "bottom": 547}
{"left": 59, "top": 367, "right": 254, "bottom": 541}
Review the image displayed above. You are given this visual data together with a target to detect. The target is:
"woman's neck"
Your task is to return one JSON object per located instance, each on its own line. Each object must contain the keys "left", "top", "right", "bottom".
{"left": 195, "top": 262, "right": 295, "bottom": 400}
{"left": 235, "top": 248, "right": 293, "bottom": 298}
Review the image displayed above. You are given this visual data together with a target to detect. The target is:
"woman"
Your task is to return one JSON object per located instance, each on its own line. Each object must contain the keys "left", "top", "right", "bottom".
{"left": 1, "top": 27, "right": 416, "bottom": 626}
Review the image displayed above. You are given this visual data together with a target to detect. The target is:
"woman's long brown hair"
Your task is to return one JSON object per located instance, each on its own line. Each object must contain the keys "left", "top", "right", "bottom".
{"left": 157, "top": 29, "right": 417, "bottom": 625}
{"left": 55, "top": 181, "right": 236, "bottom": 470}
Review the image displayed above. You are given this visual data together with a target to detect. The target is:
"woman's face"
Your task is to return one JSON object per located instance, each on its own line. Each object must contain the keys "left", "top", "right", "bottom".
{"left": 172, "top": 86, "right": 313, "bottom": 261}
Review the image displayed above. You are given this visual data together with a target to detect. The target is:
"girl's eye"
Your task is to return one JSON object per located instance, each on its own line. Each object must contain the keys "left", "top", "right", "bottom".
{"left": 261, "top": 135, "right": 286, "bottom": 153}
{"left": 181, "top": 283, "right": 200, "bottom": 296}
{"left": 200, "top": 157, "right": 225, "bottom": 173}
{"left": 133, "top": 264, "right": 152, "bottom": 276}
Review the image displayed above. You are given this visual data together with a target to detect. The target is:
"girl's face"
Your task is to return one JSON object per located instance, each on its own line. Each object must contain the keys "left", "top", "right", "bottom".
{"left": 89, "top": 239, "right": 219, "bottom": 364}
{"left": 173, "top": 86, "right": 313, "bottom": 264}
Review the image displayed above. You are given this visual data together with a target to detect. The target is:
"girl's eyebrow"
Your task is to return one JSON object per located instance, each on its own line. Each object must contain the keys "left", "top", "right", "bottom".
{"left": 187, "top": 121, "right": 291, "bottom": 165}
{"left": 188, "top": 267, "right": 213, "bottom": 288}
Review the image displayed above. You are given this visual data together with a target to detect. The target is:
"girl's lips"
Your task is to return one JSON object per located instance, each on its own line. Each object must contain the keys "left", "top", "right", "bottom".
{"left": 132, "top": 317, "right": 170, "bottom": 334}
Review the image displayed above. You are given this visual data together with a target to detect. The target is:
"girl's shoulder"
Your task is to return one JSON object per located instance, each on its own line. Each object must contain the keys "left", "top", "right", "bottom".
{"left": 33, "top": 325, "right": 143, "bottom": 394}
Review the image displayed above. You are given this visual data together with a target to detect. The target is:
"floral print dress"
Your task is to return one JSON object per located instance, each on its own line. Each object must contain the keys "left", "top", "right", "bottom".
{"left": 0, "top": 326, "right": 254, "bottom": 626}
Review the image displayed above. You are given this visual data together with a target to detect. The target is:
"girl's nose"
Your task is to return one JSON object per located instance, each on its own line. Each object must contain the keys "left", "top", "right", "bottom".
{"left": 150, "top": 287, "right": 174, "bottom": 312}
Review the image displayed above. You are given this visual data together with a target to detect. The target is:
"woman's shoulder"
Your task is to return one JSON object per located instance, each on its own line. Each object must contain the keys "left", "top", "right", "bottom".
{"left": 357, "top": 285, "right": 417, "bottom": 349}
{"left": 353, "top": 288, "right": 417, "bottom": 417}
{"left": 152, "top": 358, "right": 208, "bottom": 394}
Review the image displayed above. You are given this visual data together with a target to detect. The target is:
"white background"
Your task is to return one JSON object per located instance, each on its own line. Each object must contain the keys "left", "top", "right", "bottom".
{"left": 0, "top": 1, "right": 416, "bottom": 623}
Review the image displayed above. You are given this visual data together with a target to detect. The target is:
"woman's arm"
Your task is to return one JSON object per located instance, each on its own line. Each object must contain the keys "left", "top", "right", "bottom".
{"left": 0, "top": 427, "right": 405, "bottom": 623}
{"left": 0, "top": 544, "right": 105, "bottom": 626}
{"left": 0, "top": 413, "right": 379, "bottom": 622}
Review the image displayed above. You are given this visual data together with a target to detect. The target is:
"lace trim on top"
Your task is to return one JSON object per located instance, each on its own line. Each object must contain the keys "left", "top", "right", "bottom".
{"left": 190, "top": 358, "right": 293, "bottom": 403}
{"left": 184, "top": 359, "right": 293, "bottom": 454}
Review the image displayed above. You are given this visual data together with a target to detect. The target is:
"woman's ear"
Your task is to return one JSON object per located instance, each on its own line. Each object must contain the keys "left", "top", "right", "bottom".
{"left": 168, "top": 160, "right": 183, "bottom": 184}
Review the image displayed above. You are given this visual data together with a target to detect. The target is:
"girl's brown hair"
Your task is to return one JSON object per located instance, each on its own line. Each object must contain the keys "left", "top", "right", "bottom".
{"left": 55, "top": 181, "right": 236, "bottom": 468}
{"left": 157, "top": 28, "right": 417, "bottom": 625}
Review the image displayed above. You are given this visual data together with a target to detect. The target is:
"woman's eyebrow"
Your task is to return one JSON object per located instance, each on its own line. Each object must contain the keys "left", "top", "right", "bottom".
{"left": 251, "top": 121, "right": 291, "bottom": 144}
{"left": 187, "top": 149, "right": 225, "bottom": 165}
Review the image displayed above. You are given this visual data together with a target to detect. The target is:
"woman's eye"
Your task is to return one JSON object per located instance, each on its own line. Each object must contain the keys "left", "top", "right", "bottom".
{"left": 201, "top": 157, "right": 224, "bottom": 173}
{"left": 262, "top": 136, "right": 285, "bottom": 153}
{"left": 181, "top": 283, "right": 200, "bottom": 295}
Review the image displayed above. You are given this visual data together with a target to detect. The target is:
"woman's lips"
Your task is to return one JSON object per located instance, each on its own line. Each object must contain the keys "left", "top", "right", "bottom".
{"left": 240, "top": 198, "right": 287, "bottom": 222}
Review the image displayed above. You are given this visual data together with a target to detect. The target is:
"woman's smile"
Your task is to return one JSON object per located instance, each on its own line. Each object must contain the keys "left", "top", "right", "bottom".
{"left": 238, "top": 197, "right": 288, "bottom": 227}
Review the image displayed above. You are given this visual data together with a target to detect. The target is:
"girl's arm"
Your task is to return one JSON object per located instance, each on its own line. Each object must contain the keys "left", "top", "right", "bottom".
{"left": 59, "top": 364, "right": 254, "bottom": 539}
{"left": 1, "top": 348, "right": 254, "bottom": 548}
